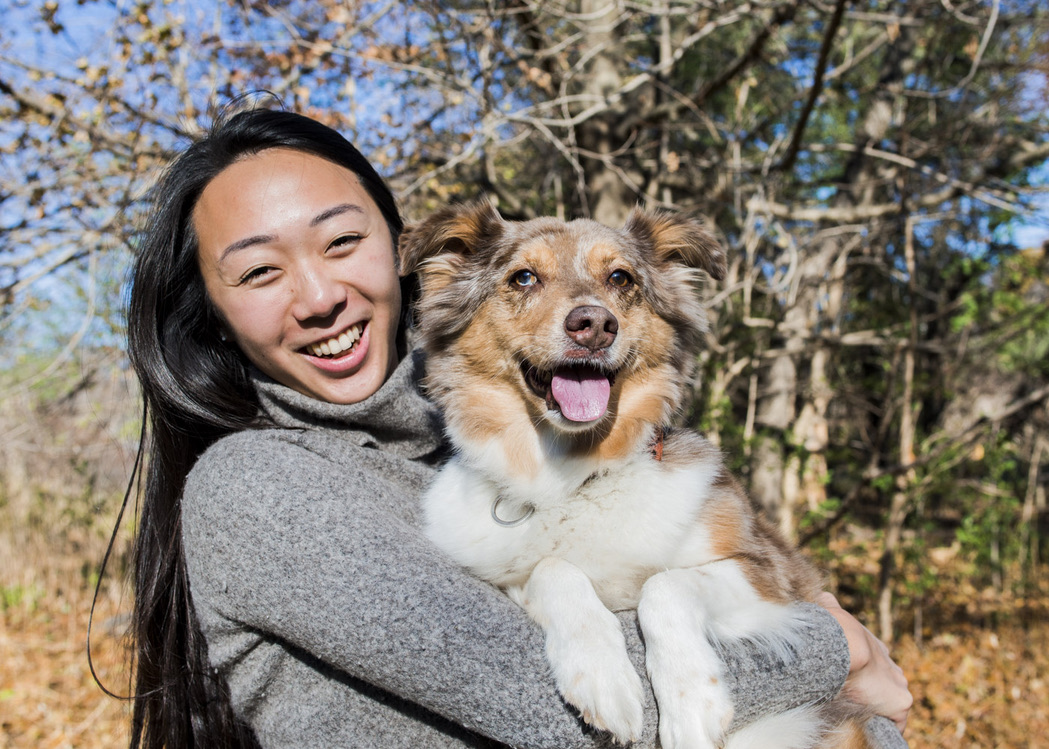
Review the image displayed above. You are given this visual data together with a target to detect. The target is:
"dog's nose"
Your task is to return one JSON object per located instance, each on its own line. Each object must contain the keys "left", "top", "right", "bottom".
{"left": 564, "top": 305, "right": 619, "bottom": 351}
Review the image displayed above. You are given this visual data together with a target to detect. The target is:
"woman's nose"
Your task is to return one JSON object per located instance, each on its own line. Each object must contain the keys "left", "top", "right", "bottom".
{"left": 290, "top": 264, "right": 345, "bottom": 321}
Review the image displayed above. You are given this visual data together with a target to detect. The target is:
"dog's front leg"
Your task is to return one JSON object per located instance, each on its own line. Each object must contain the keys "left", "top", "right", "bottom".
{"left": 637, "top": 567, "right": 736, "bottom": 749}
{"left": 510, "top": 557, "right": 645, "bottom": 744}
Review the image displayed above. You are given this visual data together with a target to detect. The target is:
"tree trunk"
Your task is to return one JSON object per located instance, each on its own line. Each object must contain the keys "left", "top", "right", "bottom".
{"left": 878, "top": 216, "right": 919, "bottom": 642}
{"left": 753, "top": 344, "right": 798, "bottom": 533}
{"left": 576, "top": 0, "right": 635, "bottom": 224}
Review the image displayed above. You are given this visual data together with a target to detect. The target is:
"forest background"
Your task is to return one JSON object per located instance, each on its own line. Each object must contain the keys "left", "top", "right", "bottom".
{"left": 1, "top": 1, "right": 1047, "bottom": 747}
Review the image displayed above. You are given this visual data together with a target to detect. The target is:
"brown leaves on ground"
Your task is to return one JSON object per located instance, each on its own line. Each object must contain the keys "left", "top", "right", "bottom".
{"left": 896, "top": 617, "right": 1049, "bottom": 748}
{"left": 1, "top": 546, "right": 130, "bottom": 749}
{"left": 2, "top": 543, "right": 1048, "bottom": 748}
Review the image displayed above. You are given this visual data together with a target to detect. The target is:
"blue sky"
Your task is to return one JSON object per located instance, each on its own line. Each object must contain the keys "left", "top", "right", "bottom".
{"left": 2, "top": 0, "right": 1047, "bottom": 368}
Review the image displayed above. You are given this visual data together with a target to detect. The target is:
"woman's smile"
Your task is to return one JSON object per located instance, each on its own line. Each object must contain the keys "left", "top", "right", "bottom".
{"left": 301, "top": 321, "right": 372, "bottom": 375}
{"left": 304, "top": 321, "right": 365, "bottom": 359}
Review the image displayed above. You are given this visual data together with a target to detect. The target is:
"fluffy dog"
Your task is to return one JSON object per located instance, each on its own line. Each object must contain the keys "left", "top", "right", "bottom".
{"left": 399, "top": 198, "right": 870, "bottom": 749}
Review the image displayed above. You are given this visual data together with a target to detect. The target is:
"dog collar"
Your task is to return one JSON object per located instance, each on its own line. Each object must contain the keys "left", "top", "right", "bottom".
{"left": 491, "top": 495, "right": 535, "bottom": 527}
{"left": 490, "top": 428, "right": 666, "bottom": 526}
{"left": 652, "top": 425, "right": 666, "bottom": 462}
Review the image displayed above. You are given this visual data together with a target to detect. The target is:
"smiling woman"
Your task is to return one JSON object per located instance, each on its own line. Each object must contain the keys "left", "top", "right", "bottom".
{"left": 193, "top": 148, "right": 401, "bottom": 404}
{"left": 114, "top": 104, "right": 909, "bottom": 749}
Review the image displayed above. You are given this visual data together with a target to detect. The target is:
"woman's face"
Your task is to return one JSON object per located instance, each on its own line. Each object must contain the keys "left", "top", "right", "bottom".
{"left": 195, "top": 148, "right": 401, "bottom": 405}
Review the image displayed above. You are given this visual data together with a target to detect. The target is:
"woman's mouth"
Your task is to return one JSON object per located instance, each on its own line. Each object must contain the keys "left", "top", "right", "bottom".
{"left": 305, "top": 322, "right": 364, "bottom": 358}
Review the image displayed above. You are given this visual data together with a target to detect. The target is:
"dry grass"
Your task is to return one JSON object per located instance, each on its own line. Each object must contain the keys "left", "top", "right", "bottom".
{"left": 1, "top": 528, "right": 131, "bottom": 749}
{"left": 900, "top": 622, "right": 1049, "bottom": 748}
{"left": 3, "top": 525, "right": 1048, "bottom": 748}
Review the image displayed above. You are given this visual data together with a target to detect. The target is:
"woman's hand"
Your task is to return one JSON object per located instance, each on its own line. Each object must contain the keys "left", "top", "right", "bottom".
{"left": 816, "top": 592, "right": 912, "bottom": 733}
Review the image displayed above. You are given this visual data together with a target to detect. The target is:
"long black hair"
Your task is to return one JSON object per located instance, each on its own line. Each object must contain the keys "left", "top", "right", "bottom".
{"left": 116, "top": 105, "right": 406, "bottom": 749}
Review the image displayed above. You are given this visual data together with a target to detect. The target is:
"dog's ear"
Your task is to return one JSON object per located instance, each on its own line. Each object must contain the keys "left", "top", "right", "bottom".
{"left": 397, "top": 197, "right": 505, "bottom": 280}
{"left": 623, "top": 207, "right": 726, "bottom": 282}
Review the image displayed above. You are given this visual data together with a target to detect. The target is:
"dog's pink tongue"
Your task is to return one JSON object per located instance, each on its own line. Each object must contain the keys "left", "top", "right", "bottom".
{"left": 550, "top": 368, "right": 611, "bottom": 422}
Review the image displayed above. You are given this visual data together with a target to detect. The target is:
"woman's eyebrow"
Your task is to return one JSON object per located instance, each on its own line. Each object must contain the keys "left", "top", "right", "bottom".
{"left": 310, "top": 203, "right": 364, "bottom": 227}
{"left": 220, "top": 234, "right": 274, "bottom": 262}
{"left": 218, "top": 204, "right": 366, "bottom": 262}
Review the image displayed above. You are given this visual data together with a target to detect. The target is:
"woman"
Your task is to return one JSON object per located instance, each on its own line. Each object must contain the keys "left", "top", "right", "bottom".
{"left": 122, "top": 105, "right": 910, "bottom": 748}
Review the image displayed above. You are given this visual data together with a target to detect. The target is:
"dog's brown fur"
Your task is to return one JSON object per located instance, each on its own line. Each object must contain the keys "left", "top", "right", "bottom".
{"left": 402, "top": 201, "right": 719, "bottom": 471}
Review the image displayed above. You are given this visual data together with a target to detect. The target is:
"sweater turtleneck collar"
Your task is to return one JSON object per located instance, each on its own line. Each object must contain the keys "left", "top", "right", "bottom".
{"left": 251, "top": 348, "right": 446, "bottom": 462}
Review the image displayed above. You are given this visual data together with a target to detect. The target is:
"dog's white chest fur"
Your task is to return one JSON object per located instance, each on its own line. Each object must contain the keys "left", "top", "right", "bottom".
{"left": 423, "top": 451, "right": 719, "bottom": 610}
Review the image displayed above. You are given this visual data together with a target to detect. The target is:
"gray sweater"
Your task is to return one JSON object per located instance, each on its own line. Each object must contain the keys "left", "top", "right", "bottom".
{"left": 181, "top": 349, "right": 906, "bottom": 748}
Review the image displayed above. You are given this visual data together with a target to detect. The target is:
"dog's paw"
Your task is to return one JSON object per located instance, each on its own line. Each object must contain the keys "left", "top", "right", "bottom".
{"left": 653, "top": 673, "right": 733, "bottom": 749}
{"left": 646, "top": 638, "right": 734, "bottom": 749}
{"left": 637, "top": 567, "right": 740, "bottom": 749}
{"left": 558, "top": 649, "right": 645, "bottom": 744}
{"left": 546, "top": 611, "right": 645, "bottom": 744}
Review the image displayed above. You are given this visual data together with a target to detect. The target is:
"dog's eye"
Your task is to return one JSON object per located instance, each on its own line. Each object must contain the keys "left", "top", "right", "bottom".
{"left": 608, "top": 270, "right": 634, "bottom": 288}
{"left": 511, "top": 269, "right": 540, "bottom": 288}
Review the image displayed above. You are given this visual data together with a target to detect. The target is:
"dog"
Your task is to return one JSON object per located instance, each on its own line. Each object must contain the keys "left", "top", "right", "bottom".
{"left": 399, "top": 198, "right": 871, "bottom": 749}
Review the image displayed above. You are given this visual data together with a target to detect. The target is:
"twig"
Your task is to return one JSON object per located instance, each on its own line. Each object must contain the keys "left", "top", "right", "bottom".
{"left": 780, "top": 0, "right": 849, "bottom": 173}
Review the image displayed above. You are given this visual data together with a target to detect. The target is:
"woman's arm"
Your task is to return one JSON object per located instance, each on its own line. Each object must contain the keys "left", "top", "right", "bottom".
{"left": 616, "top": 602, "right": 854, "bottom": 738}
{"left": 183, "top": 431, "right": 878, "bottom": 748}
{"left": 184, "top": 431, "right": 623, "bottom": 748}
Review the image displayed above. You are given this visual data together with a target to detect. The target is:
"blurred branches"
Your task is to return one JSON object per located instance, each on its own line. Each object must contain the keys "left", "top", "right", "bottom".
{"left": 1, "top": 0, "right": 1048, "bottom": 638}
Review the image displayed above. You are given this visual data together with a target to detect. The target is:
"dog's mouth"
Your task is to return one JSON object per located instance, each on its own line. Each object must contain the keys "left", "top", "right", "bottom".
{"left": 521, "top": 361, "right": 617, "bottom": 423}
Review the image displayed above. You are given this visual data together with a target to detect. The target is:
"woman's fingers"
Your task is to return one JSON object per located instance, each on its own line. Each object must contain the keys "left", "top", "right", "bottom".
{"left": 816, "top": 592, "right": 913, "bottom": 733}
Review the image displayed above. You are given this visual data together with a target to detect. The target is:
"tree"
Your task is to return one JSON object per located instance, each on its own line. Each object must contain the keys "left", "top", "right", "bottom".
{"left": 3, "top": 0, "right": 1048, "bottom": 638}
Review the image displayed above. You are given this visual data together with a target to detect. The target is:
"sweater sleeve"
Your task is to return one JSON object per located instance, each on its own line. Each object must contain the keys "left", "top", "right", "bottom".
{"left": 183, "top": 430, "right": 877, "bottom": 748}
{"left": 617, "top": 604, "right": 851, "bottom": 740}
{"left": 184, "top": 430, "right": 615, "bottom": 749}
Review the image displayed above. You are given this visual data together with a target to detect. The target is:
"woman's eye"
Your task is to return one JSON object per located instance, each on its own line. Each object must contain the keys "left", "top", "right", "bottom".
{"left": 329, "top": 234, "right": 362, "bottom": 250}
{"left": 511, "top": 269, "right": 540, "bottom": 288}
{"left": 239, "top": 266, "right": 276, "bottom": 285}
{"left": 608, "top": 270, "right": 634, "bottom": 288}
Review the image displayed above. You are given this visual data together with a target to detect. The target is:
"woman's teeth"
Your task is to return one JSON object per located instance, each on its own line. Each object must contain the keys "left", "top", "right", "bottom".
{"left": 307, "top": 324, "right": 362, "bottom": 357}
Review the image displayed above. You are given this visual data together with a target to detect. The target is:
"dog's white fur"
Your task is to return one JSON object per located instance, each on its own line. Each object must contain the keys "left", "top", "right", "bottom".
{"left": 426, "top": 447, "right": 813, "bottom": 747}
{"left": 400, "top": 199, "right": 869, "bottom": 749}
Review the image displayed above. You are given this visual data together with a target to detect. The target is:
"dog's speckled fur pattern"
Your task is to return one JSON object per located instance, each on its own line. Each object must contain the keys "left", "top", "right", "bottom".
{"left": 401, "top": 199, "right": 871, "bottom": 749}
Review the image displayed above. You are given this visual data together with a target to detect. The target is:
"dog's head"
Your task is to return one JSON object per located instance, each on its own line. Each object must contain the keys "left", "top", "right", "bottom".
{"left": 399, "top": 198, "right": 725, "bottom": 468}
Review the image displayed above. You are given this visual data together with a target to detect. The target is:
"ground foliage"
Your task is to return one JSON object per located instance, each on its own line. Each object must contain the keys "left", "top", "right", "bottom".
{"left": 1, "top": 526, "right": 1046, "bottom": 749}
{"left": 0, "top": 545, "right": 130, "bottom": 749}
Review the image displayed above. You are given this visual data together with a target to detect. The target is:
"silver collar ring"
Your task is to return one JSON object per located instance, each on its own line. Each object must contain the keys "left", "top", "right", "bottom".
{"left": 491, "top": 495, "right": 535, "bottom": 527}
